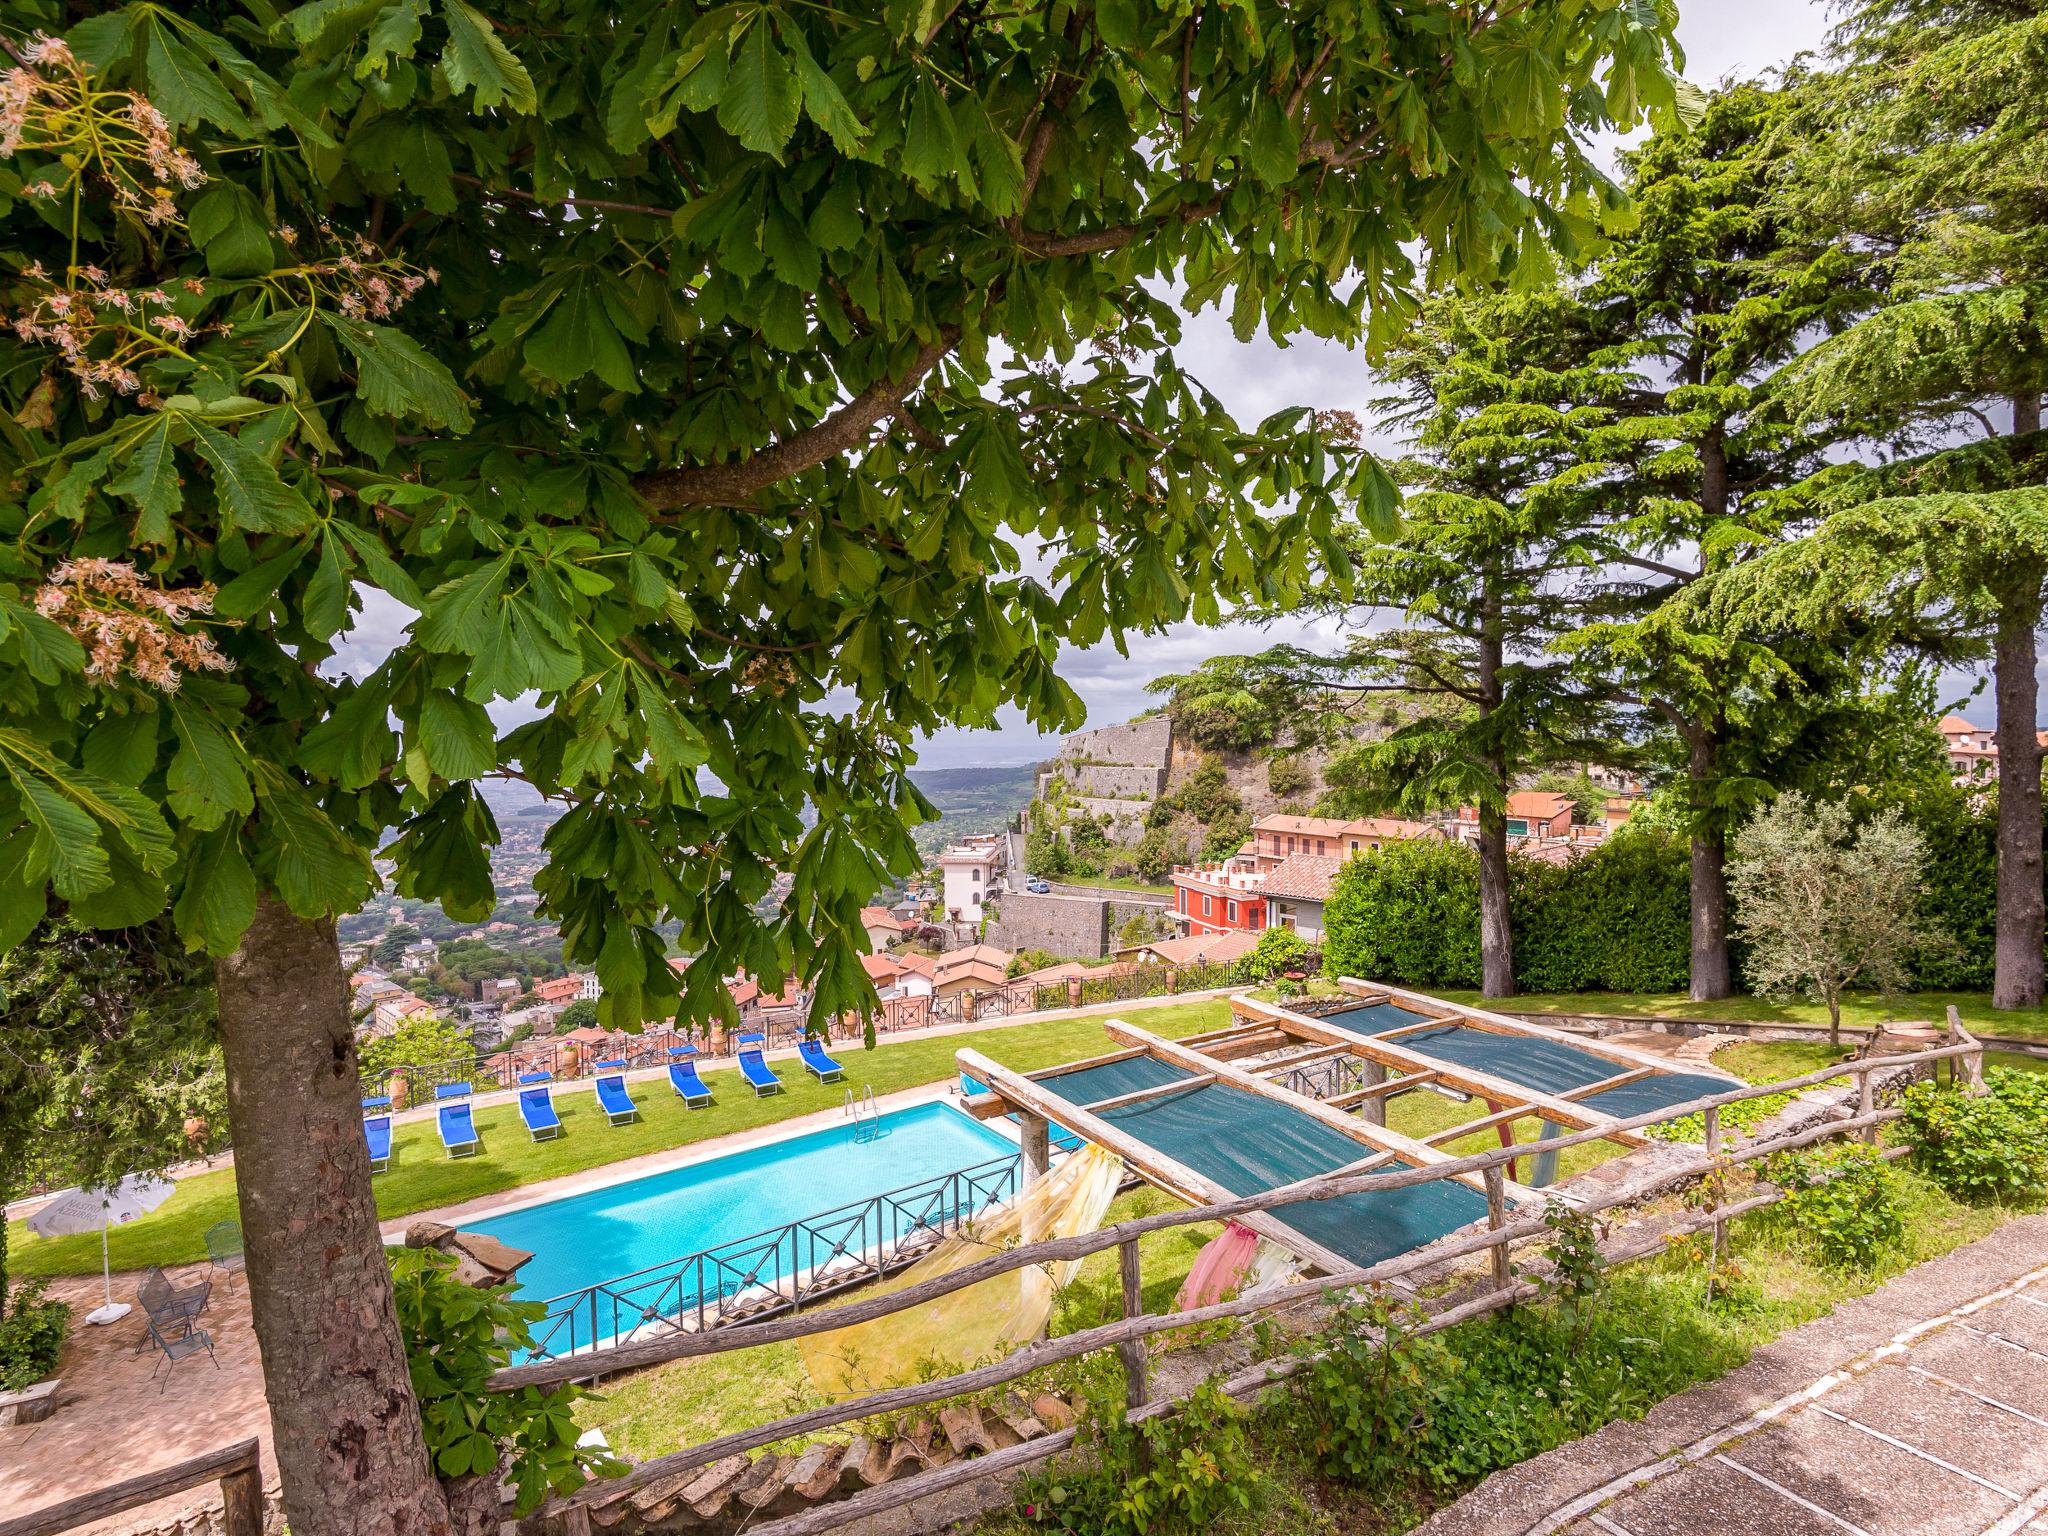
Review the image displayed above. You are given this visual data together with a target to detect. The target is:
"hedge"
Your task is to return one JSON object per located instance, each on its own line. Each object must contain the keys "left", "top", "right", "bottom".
{"left": 1321, "top": 836, "right": 1694, "bottom": 993}
{"left": 1320, "top": 786, "right": 2022, "bottom": 997}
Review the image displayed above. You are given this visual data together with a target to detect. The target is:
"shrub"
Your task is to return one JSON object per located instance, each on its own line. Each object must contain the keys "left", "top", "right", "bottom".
{"left": 1022, "top": 1375, "right": 1257, "bottom": 1535}
{"left": 1896, "top": 1069, "right": 2048, "bottom": 1203}
{"left": 1323, "top": 838, "right": 1486, "bottom": 989}
{"left": 1274, "top": 1289, "right": 1439, "bottom": 1494}
{"left": 1267, "top": 753, "right": 1314, "bottom": 801}
{"left": 1511, "top": 832, "right": 1693, "bottom": 993}
{"left": 1236, "top": 926, "right": 1312, "bottom": 983}
{"left": 0, "top": 1280, "right": 70, "bottom": 1392}
{"left": 390, "top": 1247, "right": 616, "bottom": 1512}
{"left": 1766, "top": 1143, "right": 1903, "bottom": 1269}
{"left": 1322, "top": 832, "right": 1696, "bottom": 994}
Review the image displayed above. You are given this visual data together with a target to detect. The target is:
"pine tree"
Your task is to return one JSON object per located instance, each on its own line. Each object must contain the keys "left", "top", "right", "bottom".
{"left": 1315, "top": 289, "right": 1628, "bottom": 998}
{"left": 1711, "top": 2, "right": 2048, "bottom": 1006}
{"left": 1560, "top": 83, "right": 1877, "bottom": 1001}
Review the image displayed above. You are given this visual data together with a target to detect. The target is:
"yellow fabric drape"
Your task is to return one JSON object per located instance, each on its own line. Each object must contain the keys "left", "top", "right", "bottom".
{"left": 800, "top": 1143, "right": 1124, "bottom": 1397}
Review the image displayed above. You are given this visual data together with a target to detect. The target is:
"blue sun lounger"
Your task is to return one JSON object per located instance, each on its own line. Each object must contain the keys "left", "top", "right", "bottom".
{"left": 797, "top": 1037, "right": 844, "bottom": 1083}
{"left": 518, "top": 1071, "right": 562, "bottom": 1141}
{"left": 667, "top": 1045, "right": 712, "bottom": 1108}
{"left": 361, "top": 1096, "right": 393, "bottom": 1174}
{"left": 736, "top": 1034, "right": 783, "bottom": 1097}
{"left": 435, "top": 1082, "right": 480, "bottom": 1158}
{"left": 593, "top": 1061, "right": 638, "bottom": 1125}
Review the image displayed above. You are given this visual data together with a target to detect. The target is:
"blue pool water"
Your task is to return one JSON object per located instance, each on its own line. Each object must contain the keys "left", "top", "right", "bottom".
{"left": 470, "top": 1101, "right": 1016, "bottom": 1307}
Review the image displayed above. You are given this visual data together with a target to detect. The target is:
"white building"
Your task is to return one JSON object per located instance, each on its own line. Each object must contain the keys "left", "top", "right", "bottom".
{"left": 938, "top": 841, "right": 1003, "bottom": 923}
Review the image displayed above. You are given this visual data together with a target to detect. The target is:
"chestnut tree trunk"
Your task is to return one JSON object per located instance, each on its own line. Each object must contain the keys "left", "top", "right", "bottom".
{"left": 215, "top": 894, "right": 451, "bottom": 1536}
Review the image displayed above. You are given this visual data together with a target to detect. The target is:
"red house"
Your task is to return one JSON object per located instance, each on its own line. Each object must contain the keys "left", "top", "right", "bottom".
{"left": 1169, "top": 860, "right": 1267, "bottom": 938}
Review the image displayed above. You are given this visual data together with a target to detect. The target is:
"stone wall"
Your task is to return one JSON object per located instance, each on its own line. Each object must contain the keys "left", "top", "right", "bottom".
{"left": 987, "top": 891, "right": 1110, "bottom": 958}
{"left": 989, "top": 891, "right": 1176, "bottom": 958}
{"left": 1069, "top": 797, "right": 1152, "bottom": 842}
{"left": 1056, "top": 716, "right": 1173, "bottom": 770}
{"left": 1058, "top": 764, "right": 1165, "bottom": 800}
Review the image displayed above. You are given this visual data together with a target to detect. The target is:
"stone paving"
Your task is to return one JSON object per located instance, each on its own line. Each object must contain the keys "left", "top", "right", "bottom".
{"left": 1418, "top": 1216, "right": 2048, "bottom": 1536}
{"left": 0, "top": 1265, "right": 275, "bottom": 1534}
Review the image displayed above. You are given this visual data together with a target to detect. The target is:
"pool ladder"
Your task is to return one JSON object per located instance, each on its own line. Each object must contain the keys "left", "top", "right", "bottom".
{"left": 844, "top": 1085, "right": 881, "bottom": 1143}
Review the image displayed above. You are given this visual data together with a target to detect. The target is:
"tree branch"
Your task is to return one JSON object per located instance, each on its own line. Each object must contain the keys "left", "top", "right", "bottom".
{"left": 634, "top": 330, "right": 961, "bottom": 509}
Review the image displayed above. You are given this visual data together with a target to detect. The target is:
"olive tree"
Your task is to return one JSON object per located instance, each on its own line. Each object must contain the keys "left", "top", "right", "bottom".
{"left": 1727, "top": 793, "right": 1942, "bottom": 1045}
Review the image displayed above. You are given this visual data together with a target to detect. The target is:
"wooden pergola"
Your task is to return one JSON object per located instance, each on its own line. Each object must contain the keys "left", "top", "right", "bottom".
{"left": 960, "top": 977, "right": 1734, "bottom": 1276}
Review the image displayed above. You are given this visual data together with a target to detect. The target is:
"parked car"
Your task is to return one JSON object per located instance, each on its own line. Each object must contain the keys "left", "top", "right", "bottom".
{"left": 1026, "top": 879, "right": 1051, "bottom": 894}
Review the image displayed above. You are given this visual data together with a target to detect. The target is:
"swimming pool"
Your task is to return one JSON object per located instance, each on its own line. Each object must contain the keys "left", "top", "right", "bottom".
{"left": 471, "top": 1101, "right": 1017, "bottom": 1353}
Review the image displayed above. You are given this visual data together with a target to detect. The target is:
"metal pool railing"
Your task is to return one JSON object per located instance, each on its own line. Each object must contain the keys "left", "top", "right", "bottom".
{"left": 522, "top": 1151, "right": 1023, "bottom": 1361}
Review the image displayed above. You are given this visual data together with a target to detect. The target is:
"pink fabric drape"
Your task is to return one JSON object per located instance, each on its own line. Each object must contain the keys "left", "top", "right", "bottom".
{"left": 1174, "top": 1220, "right": 1263, "bottom": 1311}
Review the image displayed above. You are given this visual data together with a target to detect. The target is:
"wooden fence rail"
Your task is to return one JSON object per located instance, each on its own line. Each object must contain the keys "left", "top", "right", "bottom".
{"left": 0, "top": 1438, "right": 262, "bottom": 1536}
{"left": 494, "top": 1033, "right": 1981, "bottom": 1391}
{"left": 542, "top": 1033, "right": 1983, "bottom": 1525}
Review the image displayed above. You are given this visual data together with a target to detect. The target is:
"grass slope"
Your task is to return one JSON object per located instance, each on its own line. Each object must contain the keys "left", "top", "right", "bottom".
{"left": 10, "top": 999, "right": 1233, "bottom": 1278}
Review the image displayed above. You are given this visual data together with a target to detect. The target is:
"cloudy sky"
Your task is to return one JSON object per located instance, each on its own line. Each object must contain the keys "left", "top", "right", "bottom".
{"left": 911, "top": 0, "right": 1878, "bottom": 768}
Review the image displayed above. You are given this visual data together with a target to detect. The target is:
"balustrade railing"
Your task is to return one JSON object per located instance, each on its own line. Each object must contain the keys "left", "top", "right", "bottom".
{"left": 521, "top": 1152, "right": 1022, "bottom": 1361}
{"left": 365, "top": 962, "right": 1240, "bottom": 1109}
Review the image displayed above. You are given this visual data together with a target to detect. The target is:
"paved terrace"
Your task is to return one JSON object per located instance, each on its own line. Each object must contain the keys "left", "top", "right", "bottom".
{"left": 1418, "top": 1216, "right": 2048, "bottom": 1536}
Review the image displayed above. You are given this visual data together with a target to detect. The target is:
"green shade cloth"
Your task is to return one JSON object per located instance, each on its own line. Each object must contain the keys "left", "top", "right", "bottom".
{"left": 1582, "top": 1070, "right": 1733, "bottom": 1116}
{"left": 1318, "top": 1001, "right": 1432, "bottom": 1035}
{"left": 1038, "top": 1067, "right": 1486, "bottom": 1268}
{"left": 1035, "top": 1055, "right": 1194, "bottom": 1106}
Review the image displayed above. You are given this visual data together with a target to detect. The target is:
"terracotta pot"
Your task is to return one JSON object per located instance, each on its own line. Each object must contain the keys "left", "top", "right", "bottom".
{"left": 182, "top": 1115, "right": 209, "bottom": 1146}
{"left": 559, "top": 1043, "right": 581, "bottom": 1076}
{"left": 387, "top": 1072, "right": 409, "bottom": 1107}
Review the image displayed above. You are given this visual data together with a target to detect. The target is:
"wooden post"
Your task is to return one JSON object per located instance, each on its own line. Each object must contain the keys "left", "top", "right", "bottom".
{"left": 1482, "top": 1165, "right": 1511, "bottom": 1295}
{"left": 1116, "top": 1237, "right": 1150, "bottom": 1410}
{"left": 1359, "top": 1059, "right": 1387, "bottom": 1127}
{"left": 220, "top": 1460, "right": 264, "bottom": 1536}
{"left": 1703, "top": 1104, "right": 1725, "bottom": 1264}
{"left": 1857, "top": 1065, "right": 1876, "bottom": 1145}
{"left": 1018, "top": 1111, "right": 1050, "bottom": 1188}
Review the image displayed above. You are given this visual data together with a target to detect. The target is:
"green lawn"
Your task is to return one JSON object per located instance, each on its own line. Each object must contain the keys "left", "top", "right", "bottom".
{"left": 9, "top": 998, "right": 1235, "bottom": 1279}
{"left": 577, "top": 1183, "right": 1220, "bottom": 1460}
{"left": 1434, "top": 988, "right": 2048, "bottom": 1044}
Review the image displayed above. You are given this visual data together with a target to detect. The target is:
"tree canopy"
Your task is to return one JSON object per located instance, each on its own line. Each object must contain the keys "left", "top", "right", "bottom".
{"left": 0, "top": 4, "right": 1691, "bottom": 1525}
{"left": 0, "top": 0, "right": 1688, "bottom": 1039}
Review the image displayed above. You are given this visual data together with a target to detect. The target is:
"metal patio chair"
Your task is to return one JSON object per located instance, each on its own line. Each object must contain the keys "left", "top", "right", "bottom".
{"left": 139, "top": 1265, "right": 211, "bottom": 1329}
{"left": 144, "top": 1314, "right": 218, "bottom": 1391}
{"left": 205, "top": 1219, "right": 246, "bottom": 1290}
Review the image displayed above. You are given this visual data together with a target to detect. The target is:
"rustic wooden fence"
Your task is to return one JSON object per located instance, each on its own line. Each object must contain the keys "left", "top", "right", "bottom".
{"left": 500, "top": 1014, "right": 1988, "bottom": 1536}
{"left": 9, "top": 1016, "right": 1988, "bottom": 1536}
{"left": 0, "top": 1438, "right": 263, "bottom": 1536}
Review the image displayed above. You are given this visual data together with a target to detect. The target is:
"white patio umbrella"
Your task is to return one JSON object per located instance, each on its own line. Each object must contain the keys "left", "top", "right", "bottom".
{"left": 26, "top": 1174, "right": 176, "bottom": 1325}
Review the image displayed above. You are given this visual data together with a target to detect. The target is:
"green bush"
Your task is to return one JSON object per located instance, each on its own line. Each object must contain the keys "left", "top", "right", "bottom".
{"left": 1321, "top": 833, "right": 1695, "bottom": 993}
{"left": 0, "top": 1280, "right": 70, "bottom": 1391}
{"left": 1273, "top": 1290, "right": 1439, "bottom": 1494}
{"left": 1267, "top": 753, "right": 1314, "bottom": 801}
{"left": 1236, "top": 926, "right": 1312, "bottom": 983}
{"left": 1321, "top": 783, "right": 2027, "bottom": 995}
{"left": 1896, "top": 1069, "right": 2048, "bottom": 1203}
{"left": 1511, "top": 832, "right": 1693, "bottom": 993}
{"left": 391, "top": 1247, "right": 617, "bottom": 1512}
{"left": 1891, "top": 782, "right": 2005, "bottom": 989}
{"left": 1766, "top": 1143, "right": 1903, "bottom": 1269}
{"left": 1322, "top": 838, "right": 1485, "bottom": 989}
{"left": 1022, "top": 1374, "right": 1257, "bottom": 1535}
